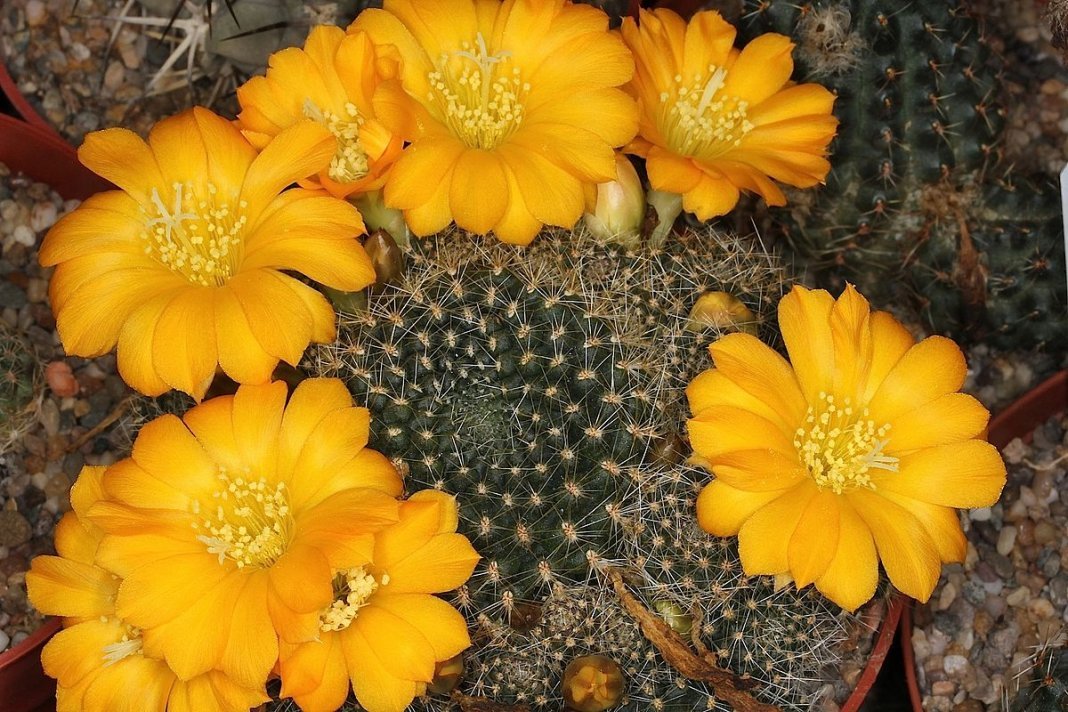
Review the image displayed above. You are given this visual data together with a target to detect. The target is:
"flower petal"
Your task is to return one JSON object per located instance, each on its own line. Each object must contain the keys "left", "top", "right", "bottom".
{"left": 868, "top": 336, "right": 967, "bottom": 423}
{"left": 885, "top": 393, "right": 990, "bottom": 453}
{"left": 352, "top": 605, "right": 436, "bottom": 682}
{"left": 787, "top": 490, "right": 840, "bottom": 588}
{"left": 379, "top": 533, "right": 480, "bottom": 595}
{"left": 814, "top": 499, "right": 877, "bottom": 612}
{"left": 241, "top": 122, "right": 337, "bottom": 214}
{"left": 848, "top": 489, "right": 941, "bottom": 602}
{"left": 879, "top": 491, "right": 966, "bottom": 564}
{"left": 687, "top": 405, "right": 796, "bottom": 461}
{"left": 78, "top": 128, "right": 164, "bottom": 204}
{"left": 280, "top": 634, "right": 350, "bottom": 712}
{"left": 777, "top": 285, "right": 835, "bottom": 404}
{"left": 26, "top": 556, "right": 118, "bottom": 619}
{"left": 449, "top": 149, "right": 508, "bottom": 234}
{"left": 342, "top": 623, "right": 421, "bottom": 712}
{"left": 150, "top": 287, "right": 219, "bottom": 399}
{"left": 711, "top": 449, "right": 806, "bottom": 492}
{"left": 875, "top": 440, "right": 1006, "bottom": 508}
{"left": 707, "top": 332, "right": 806, "bottom": 431}
{"left": 370, "top": 593, "right": 470, "bottom": 661}
{"left": 737, "top": 481, "right": 816, "bottom": 575}
{"left": 695, "top": 480, "right": 787, "bottom": 537}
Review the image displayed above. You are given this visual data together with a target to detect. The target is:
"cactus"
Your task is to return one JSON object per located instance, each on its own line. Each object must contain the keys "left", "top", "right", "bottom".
{"left": 738, "top": 0, "right": 1067, "bottom": 351}
{"left": 1010, "top": 644, "right": 1068, "bottom": 711}
{"left": 303, "top": 226, "right": 865, "bottom": 710}
{"left": 0, "top": 321, "right": 40, "bottom": 457}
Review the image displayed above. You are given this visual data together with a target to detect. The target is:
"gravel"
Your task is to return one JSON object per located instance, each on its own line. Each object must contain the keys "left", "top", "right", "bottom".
{"left": 0, "top": 163, "right": 134, "bottom": 654}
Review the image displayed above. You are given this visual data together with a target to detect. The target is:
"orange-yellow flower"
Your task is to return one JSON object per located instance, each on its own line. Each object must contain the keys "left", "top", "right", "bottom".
{"left": 84, "top": 379, "right": 404, "bottom": 690}
{"left": 27, "top": 466, "right": 269, "bottom": 712}
{"left": 687, "top": 285, "right": 1006, "bottom": 611}
{"left": 39, "top": 108, "right": 376, "bottom": 400}
{"left": 621, "top": 9, "right": 838, "bottom": 219}
{"left": 351, "top": 0, "right": 639, "bottom": 245}
{"left": 278, "top": 490, "right": 479, "bottom": 712}
{"left": 236, "top": 26, "right": 405, "bottom": 199}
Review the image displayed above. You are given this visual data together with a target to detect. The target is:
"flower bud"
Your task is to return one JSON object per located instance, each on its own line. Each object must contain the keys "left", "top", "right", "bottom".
{"left": 364, "top": 229, "right": 405, "bottom": 287}
{"left": 687, "top": 291, "right": 758, "bottom": 335}
{"left": 653, "top": 600, "right": 694, "bottom": 636}
{"left": 583, "top": 155, "right": 645, "bottom": 248}
{"left": 563, "top": 654, "right": 624, "bottom": 712}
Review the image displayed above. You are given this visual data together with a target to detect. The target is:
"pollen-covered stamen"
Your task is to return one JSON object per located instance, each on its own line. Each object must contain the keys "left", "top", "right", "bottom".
{"left": 140, "top": 181, "right": 248, "bottom": 286}
{"left": 192, "top": 468, "right": 293, "bottom": 568}
{"left": 101, "top": 625, "right": 143, "bottom": 666}
{"left": 302, "top": 99, "right": 371, "bottom": 183}
{"left": 319, "top": 566, "right": 389, "bottom": 632}
{"left": 660, "top": 64, "right": 755, "bottom": 158}
{"left": 428, "top": 32, "right": 529, "bottom": 149}
{"left": 793, "top": 392, "right": 899, "bottom": 495}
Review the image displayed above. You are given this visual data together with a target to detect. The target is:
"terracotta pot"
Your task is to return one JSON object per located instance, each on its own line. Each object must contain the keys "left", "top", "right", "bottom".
{"left": 841, "top": 594, "right": 906, "bottom": 712}
{"left": 0, "top": 618, "right": 62, "bottom": 712}
{"left": 903, "top": 370, "right": 1068, "bottom": 709}
{"left": 0, "top": 60, "right": 58, "bottom": 138}
{"left": 0, "top": 112, "right": 111, "bottom": 712}
{"left": 0, "top": 113, "right": 110, "bottom": 199}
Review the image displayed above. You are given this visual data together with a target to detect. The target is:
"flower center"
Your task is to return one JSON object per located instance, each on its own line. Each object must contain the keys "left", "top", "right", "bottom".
{"left": 660, "top": 65, "right": 754, "bottom": 158}
{"left": 427, "top": 32, "right": 529, "bottom": 149}
{"left": 319, "top": 566, "right": 388, "bottom": 632}
{"left": 192, "top": 469, "right": 293, "bottom": 569}
{"left": 140, "top": 182, "right": 248, "bottom": 286}
{"left": 793, "top": 392, "right": 899, "bottom": 495}
{"left": 101, "top": 624, "right": 143, "bottom": 666}
{"left": 302, "top": 99, "right": 371, "bottom": 183}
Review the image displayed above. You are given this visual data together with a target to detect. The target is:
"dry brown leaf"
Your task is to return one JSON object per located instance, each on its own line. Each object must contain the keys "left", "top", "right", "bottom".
{"left": 605, "top": 568, "right": 781, "bottom": 712}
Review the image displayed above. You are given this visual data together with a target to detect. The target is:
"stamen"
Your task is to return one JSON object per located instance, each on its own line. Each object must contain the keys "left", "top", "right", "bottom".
{"left": 427, "top": 32, "right": 528, "bottom": 149}
{"left": 793, "top": 393, "right": 899, "bottom": 495}
{"left": 660, "top": 63, "right": 754, "bottom": 158}
{"left": 191, "top": 467, "right": 292, "bottom": 568}
{"left": 140, "top": 182, "right": 247, "bottom": 286}
{"left": 101, "top": 627, "right": 143, "bottom": 666}
{"left": 319, "top": 566, "right": 382, "bottom": 632}
{"left": 302, "top": 100, "right": 371, "bottom": 183}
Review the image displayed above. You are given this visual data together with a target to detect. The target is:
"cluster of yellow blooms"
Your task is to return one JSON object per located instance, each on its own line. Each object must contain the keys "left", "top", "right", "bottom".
{"left": 27, "top": 0, "right": 1005, "bottom": 710}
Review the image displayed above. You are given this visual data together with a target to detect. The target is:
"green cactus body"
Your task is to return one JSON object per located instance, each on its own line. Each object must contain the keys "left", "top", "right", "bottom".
{"left": 307, "top": 227, "right": 860, "bottom": 710}
{"left": 0, "top": 322, "right": 39, "bottom": 456}
{"left": 740, "top": 0, "right": 1066, "bottom": 350}
{"left": 1011, "top": 646, "right": 1068, "bottom": 712}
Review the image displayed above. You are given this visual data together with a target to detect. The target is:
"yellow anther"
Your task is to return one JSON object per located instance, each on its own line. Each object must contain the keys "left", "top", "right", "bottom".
{"left": 661, "top": 65, "right": 755, "bottom": 158}
{"left": 194, "top": 470, "right": 292, "bottom": 568}
{"left": 793, "top": 395, "right": 899, "bottom": 494}
{"left": 427, "top": 32, "right": 526, "bottom": 149}
{"left": 319, "top": 566, "right": 381, "bottom": 632}
{"left": 302, "top": 100, "right": 371, "bottom": 183}
{"left": 140, "top": 182, "right": 247, "bottom": 286}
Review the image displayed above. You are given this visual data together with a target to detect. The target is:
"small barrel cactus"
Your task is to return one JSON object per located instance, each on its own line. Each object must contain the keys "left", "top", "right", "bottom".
{"left": 739, "top": 0, "right": 1067, "bottom": 351}
{"left": 306, "top": 226, "right": 866, "bottom": 710}
{"left": 0, "top": 321, "right": 40, "bottom": 456}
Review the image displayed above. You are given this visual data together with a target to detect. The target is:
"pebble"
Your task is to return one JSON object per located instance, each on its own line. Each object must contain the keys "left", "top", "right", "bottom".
{"left": 996, "top": 525, "right": 1018, "bottom": 556}
{"left": 943, "top": 655, "right": 969, "bottom": 677}
{"left": 0, "top": 630, "right": 9, "bottom": 652}
{"left": 45, "top": 361, "right": 79, "bottom": 397}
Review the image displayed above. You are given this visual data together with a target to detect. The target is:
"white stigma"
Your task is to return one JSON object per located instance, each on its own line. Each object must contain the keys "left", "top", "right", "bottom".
{"left": 660, "top": 63, "right": 755, "bottom": 158}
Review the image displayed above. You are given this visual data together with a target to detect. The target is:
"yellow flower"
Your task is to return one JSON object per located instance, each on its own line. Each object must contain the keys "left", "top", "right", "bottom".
{"left": 687, "top": 285, "right": 1006, "bottom": 611}
{"left": 39, "top": 108, "right": 376, "bottom": 400}
{"left": 236, "top": 26, "right": 405, "bottom": 199}
{"left": 278, "top": 490, "right": 479, "bottom": 712}
{"left": 351, "top": 0, "right": 639, "bottom": 245}
{"left": 84, "top": 379, "right": 404, "bottom": 690}
{"left": 27, "top": 466, "right": 268, "bottom": 712}
{"left": 621, "top": 9, "right": 838, "bottom": 219}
